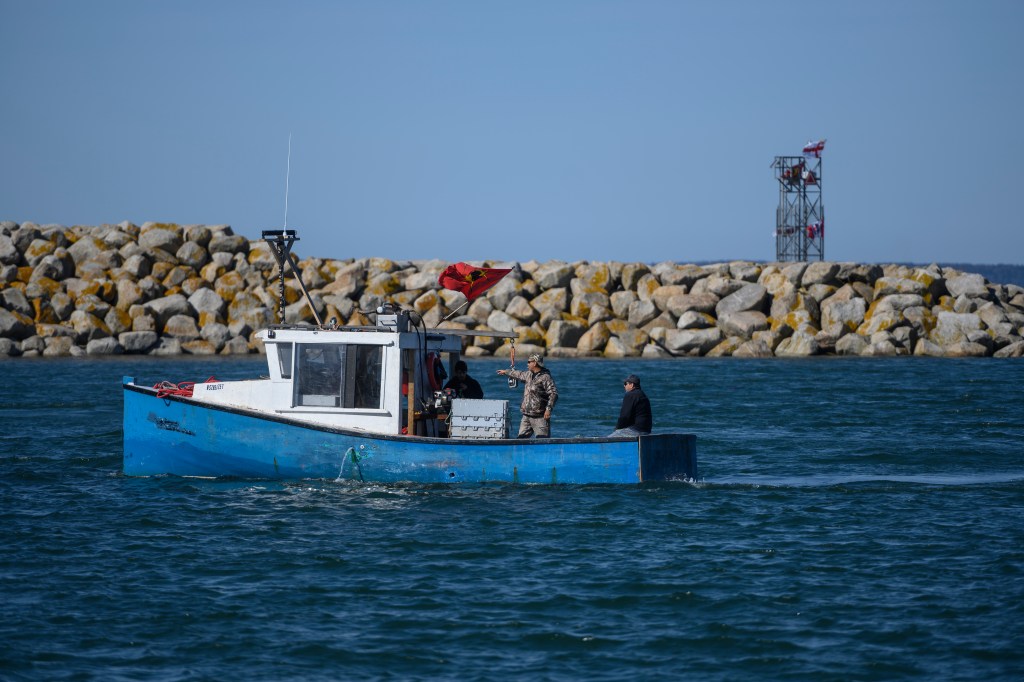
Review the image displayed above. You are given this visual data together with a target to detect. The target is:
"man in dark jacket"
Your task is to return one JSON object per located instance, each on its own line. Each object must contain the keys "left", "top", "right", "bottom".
{"left": 444, "top": 360, "right": 484, "bottom": 399}
{"left": 497, "top": 353, "right": 558, "bottom": 438}
{"left": 610, "top": 374, "right": 652, "bottom": 437}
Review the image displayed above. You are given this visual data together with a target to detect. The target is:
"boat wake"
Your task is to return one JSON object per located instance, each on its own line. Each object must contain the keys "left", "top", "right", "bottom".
{"left": 709, "top": 471, "right": 1024, "bottom": 488}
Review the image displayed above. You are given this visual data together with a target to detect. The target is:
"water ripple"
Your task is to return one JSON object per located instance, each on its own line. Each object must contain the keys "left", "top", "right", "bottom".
{"left": 1, "top": 357, "right": 1023, "bottom": 680}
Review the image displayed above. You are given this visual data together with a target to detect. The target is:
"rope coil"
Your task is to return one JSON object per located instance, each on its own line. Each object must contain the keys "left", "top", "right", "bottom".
{"left": 153, "top": 376, "right": 219, "bottom": 399}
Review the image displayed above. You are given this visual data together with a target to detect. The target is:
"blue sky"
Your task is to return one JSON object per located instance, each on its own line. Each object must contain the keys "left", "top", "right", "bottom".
{"left": 2, "top": 1, "right": 1021, "bottom": 265}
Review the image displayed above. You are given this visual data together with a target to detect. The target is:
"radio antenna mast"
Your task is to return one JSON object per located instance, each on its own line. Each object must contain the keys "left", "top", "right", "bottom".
{"left": 283, "top": 133, "right": 292, "bottom": 229}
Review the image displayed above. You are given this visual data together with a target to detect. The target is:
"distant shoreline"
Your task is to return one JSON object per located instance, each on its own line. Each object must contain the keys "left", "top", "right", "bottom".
{"left": 1, "top": 221, "right": 1022, "bottom": 359}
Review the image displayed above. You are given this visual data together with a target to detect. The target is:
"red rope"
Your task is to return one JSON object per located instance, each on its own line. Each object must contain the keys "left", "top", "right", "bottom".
{"left": 154, "top": 376, "right": 219, "bottom": 399}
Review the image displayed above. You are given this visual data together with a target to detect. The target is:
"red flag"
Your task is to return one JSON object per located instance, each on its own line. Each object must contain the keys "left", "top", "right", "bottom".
{"left": 437, "top": 262, "right": 512, "bottom": 301}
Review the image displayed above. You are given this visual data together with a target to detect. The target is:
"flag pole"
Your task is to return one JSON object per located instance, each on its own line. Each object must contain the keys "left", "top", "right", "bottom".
{"left": 436, "top": 298, "right": 471, "bottom": 327}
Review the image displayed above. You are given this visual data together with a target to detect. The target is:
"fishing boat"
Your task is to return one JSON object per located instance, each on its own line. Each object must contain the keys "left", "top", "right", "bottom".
{"left": 121, "top": 231, "right": 697, "bottom": 484}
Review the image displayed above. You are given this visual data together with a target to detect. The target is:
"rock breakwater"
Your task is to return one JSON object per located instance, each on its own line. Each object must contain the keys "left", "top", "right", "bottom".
{"left": 2, "top": 221, "right": 1023, "bottom": 359}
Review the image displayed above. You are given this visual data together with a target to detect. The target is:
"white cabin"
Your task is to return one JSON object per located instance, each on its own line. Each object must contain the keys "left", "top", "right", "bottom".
{"left": 185, "top": 311, "right": 513, "bottom": 438}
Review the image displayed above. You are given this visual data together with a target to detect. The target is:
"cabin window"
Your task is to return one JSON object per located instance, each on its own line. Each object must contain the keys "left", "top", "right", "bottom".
{"left": 295, "top": 343, "right": 383, "bottom": 409}
{"left": 277, "top": 343, "right": 293, "bottom": 379}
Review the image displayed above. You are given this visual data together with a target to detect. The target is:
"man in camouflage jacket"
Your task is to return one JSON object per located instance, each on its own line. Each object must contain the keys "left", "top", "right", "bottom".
{"left": 496, "top": 353, "right": 558, "bottom": 438}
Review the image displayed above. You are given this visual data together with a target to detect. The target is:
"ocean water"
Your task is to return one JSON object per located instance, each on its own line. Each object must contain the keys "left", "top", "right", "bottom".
{"left": 1, "top": 355, "right": 1023, "bottom": 681}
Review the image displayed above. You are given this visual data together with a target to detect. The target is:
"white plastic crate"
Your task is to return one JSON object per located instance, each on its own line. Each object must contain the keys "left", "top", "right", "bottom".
{"left": 450, "top": 399, "right": 509, "bottom": 440}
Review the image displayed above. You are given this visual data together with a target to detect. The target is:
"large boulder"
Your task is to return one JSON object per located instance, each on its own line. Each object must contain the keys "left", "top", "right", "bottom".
{"left": 114, "top": 279, "right": 145, "bottom": 312}
{"left": 569, "top": 291, "right": 609, "bottom": 320}
{"left": 729, "top": 261, "right": 761, "bottom": 283}
{"left": 183, "top": 225, "right": 212, "bottom": 248}
{"left": 139, "top": 226, "right": 184, "bottom": 255}
{"left": 770, "top": 291, "right": 820, "bottom": 331}
{"left": 775, "top": 330, "right": 819, "bottom": 356}
{"left": 545, "top": 319, "right": 586, "bottom": 348}
{"left": 411, "top": 290, "right": 441, "bottom": 317}
{"left": 104, "top": 308, "right": 132, "bottom": 335}
{"left": 143, "top": 294, "right": 191, "bottom": 329}
{"left": 0, "top": 235, "right": 21, "bottom": 265}
{"left": 199, "top": 321, "right": 234, "bottom": 348}
{"left": 650, "top": 285, "right": 688, "bottom": 313}
{"left": 466, "top": 297, "right": 494, "bottom": 324}
{"left": 605, "top": 328, "right": 649, "bottom": 357}
{"left": 620, "top": 263, "right": 651, "bottom": 291}
{"left": 821, "top": 297, "right": 866, "bottom": 337}
{"left": 941, "top": 341, "right": 990, "bottom": 357}
{"left": 24, "top": 239, "right": 56, "bottom": 267}
{"left": 577, "top": 322, "right": 610, "bottom": 353}
{"left": 609, "top": 291, "right": 636, "bottom": 319}
{"left": 164, "top": 314, "right": 201, "bottom": 340}
{"left": 677, "top": 310, "right": 715, "bottom": 330}
{"left": 0, "top": 338, "right": 20, "bottom": 356}
{"left": 874, "top": 277, "right": 926, "bottom": 297}
{"left": 485, "top": 274, "right": 524, "bottom": 310}
{"left": 758, "top": 269, "right": 793, "bottom": 299}
{"left": 945, "top": 273, "right": 988, "bottom": 298}
{"left": 836, "top": 333, "right": 869, "bottom": 355}
{"left": 627, "top": 299, "right": 658, "bottom": 327}
{"left": 176, "top": 242, "right": 210, "bottom": 270}
{"left": 665, "top": 292, "right": 719, "bottom": 317}
{"left": 733, "top": 338, "right": 774, "bottom": 358}
{"left": 858, "top": 309, "right": 903, "bottom": 336}
{"left": 69, "top": 310, "right": 111, "bottom": 343}
{"left": 122, "top": 253, "right": 152, "bottom": 279}
{"left": 188, "top": 287, "right": 227, "bottom": 318}
{"left": 43, "top": 336, "right": 76, "bottom": 356}
{"left": 33, "top": 253, "right": 75, "bottom": 281}
{"left": 661, "top": 328, "right": 722, "bottom": 356}
{"left": 322, "top": 262, "right": 365, "bottom": 299}
{"left": 0, "top": 308, "right": 34, "bottom": 340}
{"left": 976, "top": 302, "right": 1010, "bottom": 330}
{"left": 661, "top": 264, "right": 709, "bottom": 288}
{"left": 702, "top": 275, "right": 747, "bottom": 299}
{"left": 404, "top": 269, "right": 442, "bottom": 291}
{"left": 86, "top": 337, "right": 124, "bottom": 355}
{"left": 994, "top": 341, "right": 1024, "bottom": 358}
{"left": 66, "top": 235, "right": 109, "bottom": 265}
{"left": 573, "top": 264, "right": 613, "bottom": 293}
{"left": 486, "top": 310, "right": 518, "bottom": 333}
{"left": 1, "top": 288, "right": 32, "bottom": 317}
{"left": 837, "top": 262, "right": 883, "bottom": 285}
{"left": 208, "top": 232, "right": 250, "bottom": 256}
{"left": 716, "top": 283, "right": 767, "bottom": 316}
{"left": 213, "top": 271, "right": 247, "bottom": 303}
{"left": 874, "top": 294, "right": 926, "bottom": 314}
{"left": 531, "top": 288, "right": 568, "bottom": 323}
{"left": 717, "top": 311, "right": 768, "bottom": 339}
{"left": 930, "top": 311, "right": 983, "bottom": 347}
{"left": 532, "top": 262, "right": 574, "bottom": 290}
{"left": 634, "top": 273, "right": 661, "bottom": 302}
{"left": 801, "top": 261, "right": 840, "bottom": 287}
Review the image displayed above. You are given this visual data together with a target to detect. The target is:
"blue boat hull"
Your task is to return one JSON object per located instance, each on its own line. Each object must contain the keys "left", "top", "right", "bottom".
{"left": 122, "top": 384, "right": 697, "bottom": 484}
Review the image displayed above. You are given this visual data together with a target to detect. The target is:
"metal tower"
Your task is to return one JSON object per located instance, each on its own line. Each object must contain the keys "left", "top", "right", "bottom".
{"left": 773, "top": 141, "right": 824, "bottom": 261}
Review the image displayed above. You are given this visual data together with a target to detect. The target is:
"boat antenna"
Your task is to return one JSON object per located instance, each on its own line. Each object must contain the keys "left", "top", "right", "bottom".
{"left": 283, "top": 133, "right": 292, "bottom": 229}
{"left": 262, "top": 227, "right": 325, "bottom": 328}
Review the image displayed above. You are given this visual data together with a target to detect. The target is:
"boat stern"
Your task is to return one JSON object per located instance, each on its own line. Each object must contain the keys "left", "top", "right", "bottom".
{"left": 638, "top": 433, "right": 697, "bottom": 482}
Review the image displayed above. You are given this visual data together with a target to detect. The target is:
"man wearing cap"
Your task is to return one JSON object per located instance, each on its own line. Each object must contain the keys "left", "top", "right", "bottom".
{"left": 444, "top": 360, "right": 484, "bottom": 399}
{"left": 610, "top": 374, "right": 652, "bottom": 437}
{"left": 497, "top": 354, "right": 558, "bottom": 438}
